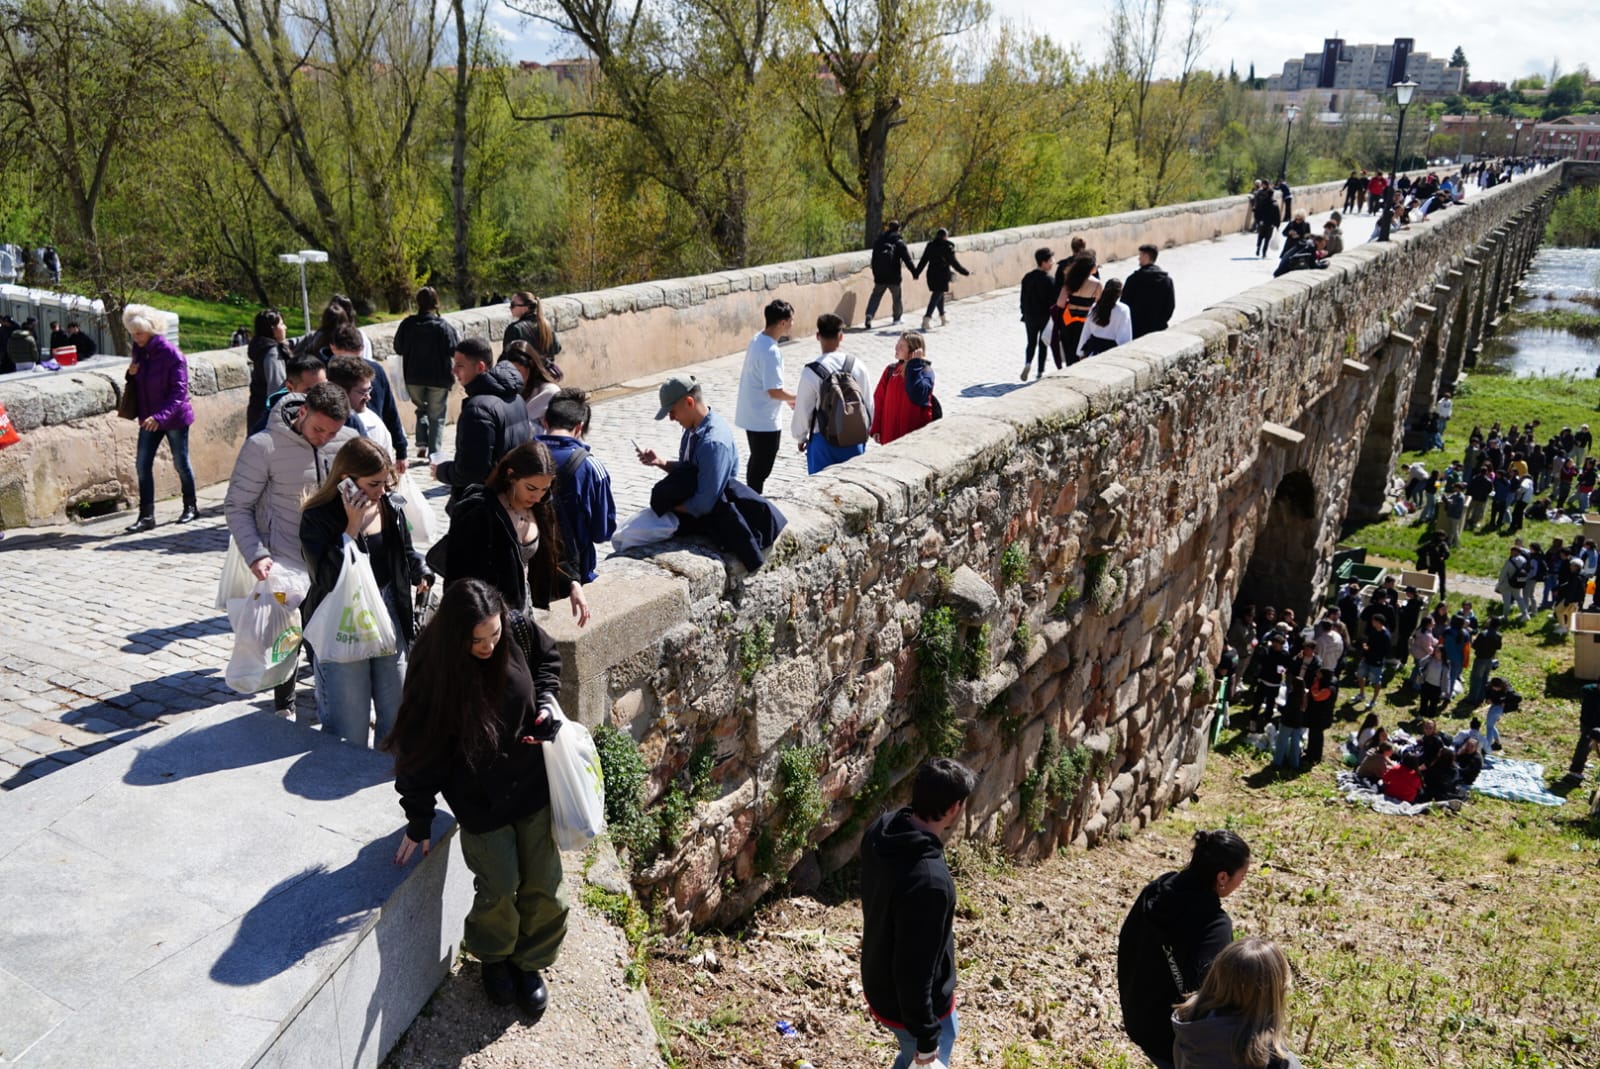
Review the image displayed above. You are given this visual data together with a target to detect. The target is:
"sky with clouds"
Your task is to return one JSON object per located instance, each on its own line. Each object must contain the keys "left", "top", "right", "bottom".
{"left": 488, "top": 0, "right": 1597, "bottom": 86}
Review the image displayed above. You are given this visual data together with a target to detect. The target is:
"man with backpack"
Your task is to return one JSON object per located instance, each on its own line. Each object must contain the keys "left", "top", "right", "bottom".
{"left": 792, "top": 313, "right": 874, "bottom": 475}
{"left": 537, "top": 387, "right": 616, "bottom": 589}
{"left": 863, "top": 220, "right": 918, "bottom": 330}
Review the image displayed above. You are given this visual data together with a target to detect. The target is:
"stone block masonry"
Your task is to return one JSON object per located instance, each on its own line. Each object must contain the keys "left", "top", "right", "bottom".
{"left": 536, "top": 170, "right": 1559, "bottom": 931}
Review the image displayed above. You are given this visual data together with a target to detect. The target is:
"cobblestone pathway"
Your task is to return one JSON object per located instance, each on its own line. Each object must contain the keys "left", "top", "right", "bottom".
{"left": 0, "top": 208, "right": 1351, "bottom": 786}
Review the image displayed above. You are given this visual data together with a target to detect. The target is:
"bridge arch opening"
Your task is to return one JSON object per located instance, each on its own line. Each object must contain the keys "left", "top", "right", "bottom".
{"left": 1346, "top": 371, "right": 1399, "bottom": 528}
{"left": 1236, "top": 469, "right": 1322, "bottom": 624}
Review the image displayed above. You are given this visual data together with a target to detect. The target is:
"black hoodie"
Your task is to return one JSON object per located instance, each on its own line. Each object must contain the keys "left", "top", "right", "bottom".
{"left": 859, "top": 806, "right": 956, "bottom": 1055}
{"left": 436, "top": 362, "right": 532, "bottom": 506}
{"left": 1117, "top": 868, "right": 1233, "bottom": 1064}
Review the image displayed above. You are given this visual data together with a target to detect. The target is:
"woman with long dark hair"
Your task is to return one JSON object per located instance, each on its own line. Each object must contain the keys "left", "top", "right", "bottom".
{"left": 386, "top": 579, "right": 567, "bottom": 1015}
{"left": 1053, "top": 252, "right": 1102, "bottom": 369}
{"left": 443, "top": 440, "right": 590, "bottom": 625}
{"left": 300, "top": 437, "right": 431, "bottom": 747}
{"left": 1117, "top": 829, "right": 1252, "bottom": 1069}
{"left": 499, "top": 339, "right": 565, "bottom": 426}
{"left": 504, "top": 291, "right": 561, "bottom": 359}
{"left": 246, "top": 308, "right": 291, "bottom": 434}
{"left": 1075, "top": 277, "right": 1132, "bottom": 360}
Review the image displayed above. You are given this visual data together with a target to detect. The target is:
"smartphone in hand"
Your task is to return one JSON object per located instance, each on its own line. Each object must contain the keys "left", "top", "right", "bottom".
{"left": 338, "top": 477, "right": 362, "bottom": 506}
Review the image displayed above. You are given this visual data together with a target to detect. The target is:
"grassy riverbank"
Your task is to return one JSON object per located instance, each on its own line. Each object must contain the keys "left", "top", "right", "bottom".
{"left": 1344, "top": 374, "right": 1600, "bottom": 581}
{"left": 645, "top": 612, "right": 1600, "bottom": 1069}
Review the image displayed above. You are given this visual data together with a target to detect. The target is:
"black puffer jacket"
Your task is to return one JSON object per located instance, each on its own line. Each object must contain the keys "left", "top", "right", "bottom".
{"left": 503, "top": 315, "right": 562, "bottom": 357}
{"left": 393, "top": 311, "right": 459, "bottom": 389}
{"left": 870, "top": 229, "right": 917, "bottom": 285}
{"left": 442, "top": 484, "right": 572, "bottom": 611}
{"left": 435, "top": 363, "right": 532, "bottom": 504}
{"left": 1117, "top": 868, "right": 1234, "bottom": 1065}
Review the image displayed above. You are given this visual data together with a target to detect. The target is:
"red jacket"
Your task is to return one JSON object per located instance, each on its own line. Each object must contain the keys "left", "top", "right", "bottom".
{"left": 871, "top": 361, "right": 935, "bottom": 446}
{"left": 1381, "top": 764, "right": 1422, "bottom": 804}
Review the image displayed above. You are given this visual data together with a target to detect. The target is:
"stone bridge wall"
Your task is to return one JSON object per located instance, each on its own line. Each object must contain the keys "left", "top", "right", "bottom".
{"left": 1, "top": 178, "right": 1366, "bottom": 527}
{"left": 538, "top": 169, "right": 1559, "bottom": 931}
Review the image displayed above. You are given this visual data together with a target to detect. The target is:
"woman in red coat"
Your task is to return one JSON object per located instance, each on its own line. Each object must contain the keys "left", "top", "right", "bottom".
{"left": 870, "top": 333, "right": 937, "bottom": 446}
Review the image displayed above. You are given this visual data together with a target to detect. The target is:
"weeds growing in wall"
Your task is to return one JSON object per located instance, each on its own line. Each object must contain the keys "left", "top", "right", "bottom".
{"left": 756, "top": 743, "right": 828, "bottom": 879}
{"left": 738, "top": 620, "right": 774, "bottom": 683}
{"left": 1018, "top": 726, "right": 1092, "bottom": 834}
{"left": 595, "top": 727, "right": 720, "bottom": 874}
{"left": 1000, "top": 540, "right": 1029, "bottom": 585}
{"left": 912, "top": 604, "right": 963, "bottom": 756}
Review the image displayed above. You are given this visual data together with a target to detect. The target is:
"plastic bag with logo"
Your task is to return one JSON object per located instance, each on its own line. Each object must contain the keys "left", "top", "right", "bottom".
{"left": 302, "top": 543, "right": 398, "bottom": 663}
{"left": 225, "top": 565, "right": 310, "bottom": 693}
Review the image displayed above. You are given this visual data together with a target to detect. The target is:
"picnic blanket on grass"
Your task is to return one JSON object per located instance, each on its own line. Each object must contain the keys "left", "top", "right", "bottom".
{"left": 1471, "top": 758, "right": 1565, "bottom": 807}
{"left": 1335, "top": 771, "right": 1442, "bottom": 816}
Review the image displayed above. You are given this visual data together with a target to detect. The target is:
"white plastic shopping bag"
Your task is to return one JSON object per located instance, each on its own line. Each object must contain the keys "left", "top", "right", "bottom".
{"left": 1041, "top": 317, "right": 1055, "bottom": 346}
{"left": 215, "top": 538, "right": 256, "bottom": 610}
{"left": 225, "top": 565, "right": 309, "bottom": 693}
{"left": 611, "top": 506, "right": 679, "bottom": 550}
{"left": 302, "top": 543, "right": 398, "bottom": 663}
{"left": 544, "top": 714, "right": 607, "bottom": 851}
{"left": 396, "top": 472, "right": 439, "bottom": 548}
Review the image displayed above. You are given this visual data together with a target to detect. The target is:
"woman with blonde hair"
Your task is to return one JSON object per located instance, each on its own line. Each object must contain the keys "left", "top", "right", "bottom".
{"left": 123, "top": 304, "right": 198, "bottom": 532}
{"left": 299, "top": 437, "right": 432, "bottom": 747}
{"left": 504, "top": 291, "right": 561, "bottom": 358}
{"left": 1171, "top": 937, "right": 1302, "bottom": 1069}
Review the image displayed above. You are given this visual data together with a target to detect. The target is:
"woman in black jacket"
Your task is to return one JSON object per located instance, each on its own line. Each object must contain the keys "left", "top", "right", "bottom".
{"left": 503, "top": 291, "right": 562, "bottom": 358}
{"left": 300, "top": 438, "right": 431, "bottom": 748}
{"left": 387, "top": 578, "right": 566, "bottom": 1015}
{"left": 443, "top": 440, "right": 589, "bottom": 625}
{"left": 914, "top": 227, "right": 969, "bottom": 331}
{"left": 246, "top": 308, "right": 291, "bottom": 435}
{"left": 1117, "top": 830, "right": 1252, "bottom": 1069}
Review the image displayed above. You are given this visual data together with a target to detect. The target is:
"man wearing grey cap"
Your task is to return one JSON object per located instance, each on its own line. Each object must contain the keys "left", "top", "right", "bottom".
{"left": 638, "top": 374, "right": 739, "bottom": 521}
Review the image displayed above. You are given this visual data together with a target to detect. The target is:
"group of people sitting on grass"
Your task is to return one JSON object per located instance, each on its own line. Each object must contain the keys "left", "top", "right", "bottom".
{"left": 1223, "top": 575, "right": 1526, "bottom": 775}
{"left": 1405, "top": 416, "right": 1600, "bottom": 551}
{"left": 1349, "top": 712, "right": 1496, "bottom": 804}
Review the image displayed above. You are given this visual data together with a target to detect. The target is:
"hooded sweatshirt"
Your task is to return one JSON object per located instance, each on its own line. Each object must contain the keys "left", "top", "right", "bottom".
{"left": 859, "top": 806, "right": 956, "bottom": 1056}
{"left": 1171, "top": 1010, "right": 1304, "bottom": 1069}
{"left": 436, "top": 362, "right": 532, "bottom": 504}
{"left": 1116, "top": 868, "right": 1233, "bottom": 1063}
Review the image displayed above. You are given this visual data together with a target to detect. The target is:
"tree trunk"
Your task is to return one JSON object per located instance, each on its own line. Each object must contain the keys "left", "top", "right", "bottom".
{"left": 450, "top": 0, "right": 472, "bottom": 309}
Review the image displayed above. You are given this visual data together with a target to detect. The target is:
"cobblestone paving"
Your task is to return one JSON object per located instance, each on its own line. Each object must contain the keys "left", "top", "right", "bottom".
{"left": 0, "top": 209, "right": 1350, "bottom": 787}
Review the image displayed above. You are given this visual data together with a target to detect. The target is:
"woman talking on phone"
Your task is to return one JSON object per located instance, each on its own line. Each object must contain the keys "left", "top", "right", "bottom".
{"left": 300, "top": 437, "right": 431, "bottom": 747}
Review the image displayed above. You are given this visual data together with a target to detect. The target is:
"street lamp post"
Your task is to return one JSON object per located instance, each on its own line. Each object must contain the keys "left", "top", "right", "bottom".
{"left": 1279, "top": 102, "right": 1300, "bottom": 180}
{"left": 1428, "top": 121, "right": 1437, "bottom": 163}
{"left": 1511, "top": 120, "right": 1524, "bottom": 157}
{"left": 276, "top": 250, "right": 330, "bottom": 335}
{"left": 1390, "top": 80, "right": 1418, "bottom": 176}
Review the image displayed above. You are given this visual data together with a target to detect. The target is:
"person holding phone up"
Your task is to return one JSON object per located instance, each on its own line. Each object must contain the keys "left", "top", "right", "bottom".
{"left": 300, "top": 437, "right": 432, "bottom": 747}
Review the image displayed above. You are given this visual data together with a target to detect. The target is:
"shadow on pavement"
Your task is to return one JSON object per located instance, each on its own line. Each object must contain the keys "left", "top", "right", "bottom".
{"left": 0, "top": 523, "right": 229, "bottom": 556}
{"left": 122, "top": 615, "right": 231, "bottom": 652}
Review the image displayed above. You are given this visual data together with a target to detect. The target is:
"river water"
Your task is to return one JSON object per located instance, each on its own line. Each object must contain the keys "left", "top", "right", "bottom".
{"left": 1478, "top": 246, "right": 1600, "bottom": 377}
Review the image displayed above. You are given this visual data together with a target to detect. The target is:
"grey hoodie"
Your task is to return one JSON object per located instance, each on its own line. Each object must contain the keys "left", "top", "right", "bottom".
{"left": 223, "top": 395, "right": 356, "bottom": 566}
{"left": 1171, "top": 1011, "right": 1304, "bottom": 1069}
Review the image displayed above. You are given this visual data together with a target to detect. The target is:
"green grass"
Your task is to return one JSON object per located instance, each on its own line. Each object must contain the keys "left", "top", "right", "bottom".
{"left": 128, "top": 290, "right": 402, "bottom": 355}
{"left": 1344, "top": 374, "right": 1600, "bottom": 581}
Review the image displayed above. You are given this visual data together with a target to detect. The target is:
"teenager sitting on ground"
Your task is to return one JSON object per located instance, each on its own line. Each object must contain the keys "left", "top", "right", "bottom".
{"left": 1356, "top": 742, "right": 1395, "bottom": 782}
{"left": 1455, "top": 737, "right": 1485, "bottom": 787}
{"left": 1381, "top": 752, "right": 1424, "bottom": 804}
{"left": 1420, "top": 748, "right": 1463, "bottom": 803}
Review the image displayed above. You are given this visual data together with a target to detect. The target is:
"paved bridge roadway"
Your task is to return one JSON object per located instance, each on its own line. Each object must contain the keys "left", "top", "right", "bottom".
{"left": 0, "top": 202, "right": 1385, "bottom": 785}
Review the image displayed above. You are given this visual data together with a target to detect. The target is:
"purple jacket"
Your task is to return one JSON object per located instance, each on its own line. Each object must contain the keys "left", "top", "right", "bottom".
{"left": 131, "top": 333, "right": 195, "bottom": 430}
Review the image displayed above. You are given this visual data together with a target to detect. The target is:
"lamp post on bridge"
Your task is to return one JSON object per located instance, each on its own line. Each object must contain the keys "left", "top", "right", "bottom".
{"left": 1511, "top": 120, "right": 1524, "bottom": 158}
{"left": 277, "top": 250, "right": 330, "bottom": 336}
{"left": 1279, "top": 102, "right": 1300, "bottom": 181}
{"left": 1390, "top": 79, "right": 1418, "bottom": 176}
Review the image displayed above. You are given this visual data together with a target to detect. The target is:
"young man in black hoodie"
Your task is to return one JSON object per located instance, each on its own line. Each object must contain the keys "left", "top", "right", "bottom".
{"left": 1019, "top": 247, "right": 1056, "bottom": 382}
{"left": 860, "top": 757, "right": 977, "bottom": 1068}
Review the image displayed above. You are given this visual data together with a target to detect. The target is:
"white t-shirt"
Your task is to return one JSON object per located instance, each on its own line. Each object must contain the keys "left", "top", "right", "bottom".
{"left": 735, "top": 332, "right": 785, "bottom": 432}
{"left": 356, "top": 407, "right": 392, "bottom": 454}
{"left": 527, "top": 381, "right": 560, "bottom": 427}
{"left": 791, "top": 350, "right": 874, "bottom": 442}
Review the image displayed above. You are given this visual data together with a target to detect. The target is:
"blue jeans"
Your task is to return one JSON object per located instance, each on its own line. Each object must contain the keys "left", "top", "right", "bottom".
{"left": 1273, "top": 726, "right": 1305, "bottom": 769}
{"left": 1485, "top": 702, "right": 1506, "bottom": 749}
{"left": 406, "top": 384, "right": 450, "bottom": 454}
{"left": 885, "top": 1007, "right": 957, "bottom": 1069}
{"left": 135, "top": 425, "right": 196, "bottom": 515}
{"left": 1467, "top": 657, "right": 1493, "bottom": 704}
{"left": 313, "top": 591, "right": 406, "bottom": 747}
{"left": 806, "top": 434, "right": 866, "bottom": 475}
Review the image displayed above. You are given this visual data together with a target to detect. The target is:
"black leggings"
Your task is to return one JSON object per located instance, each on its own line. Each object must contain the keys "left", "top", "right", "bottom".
{"left": 1024, "top": 318, "right": 1051, "bottom": 374}
{"left": 1255, "top": 223, "right": 1273, "bottom": 256}
{"left": 925, "top": 291, "right": 946, "bottom": 318}
{"left": 745, "top": 430, "right": 781, "bottom": 495}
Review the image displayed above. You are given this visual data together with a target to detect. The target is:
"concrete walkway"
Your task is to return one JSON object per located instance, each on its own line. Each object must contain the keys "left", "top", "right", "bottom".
{"left": 0, "top": 204, "right": 1365, "bottom": 786}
